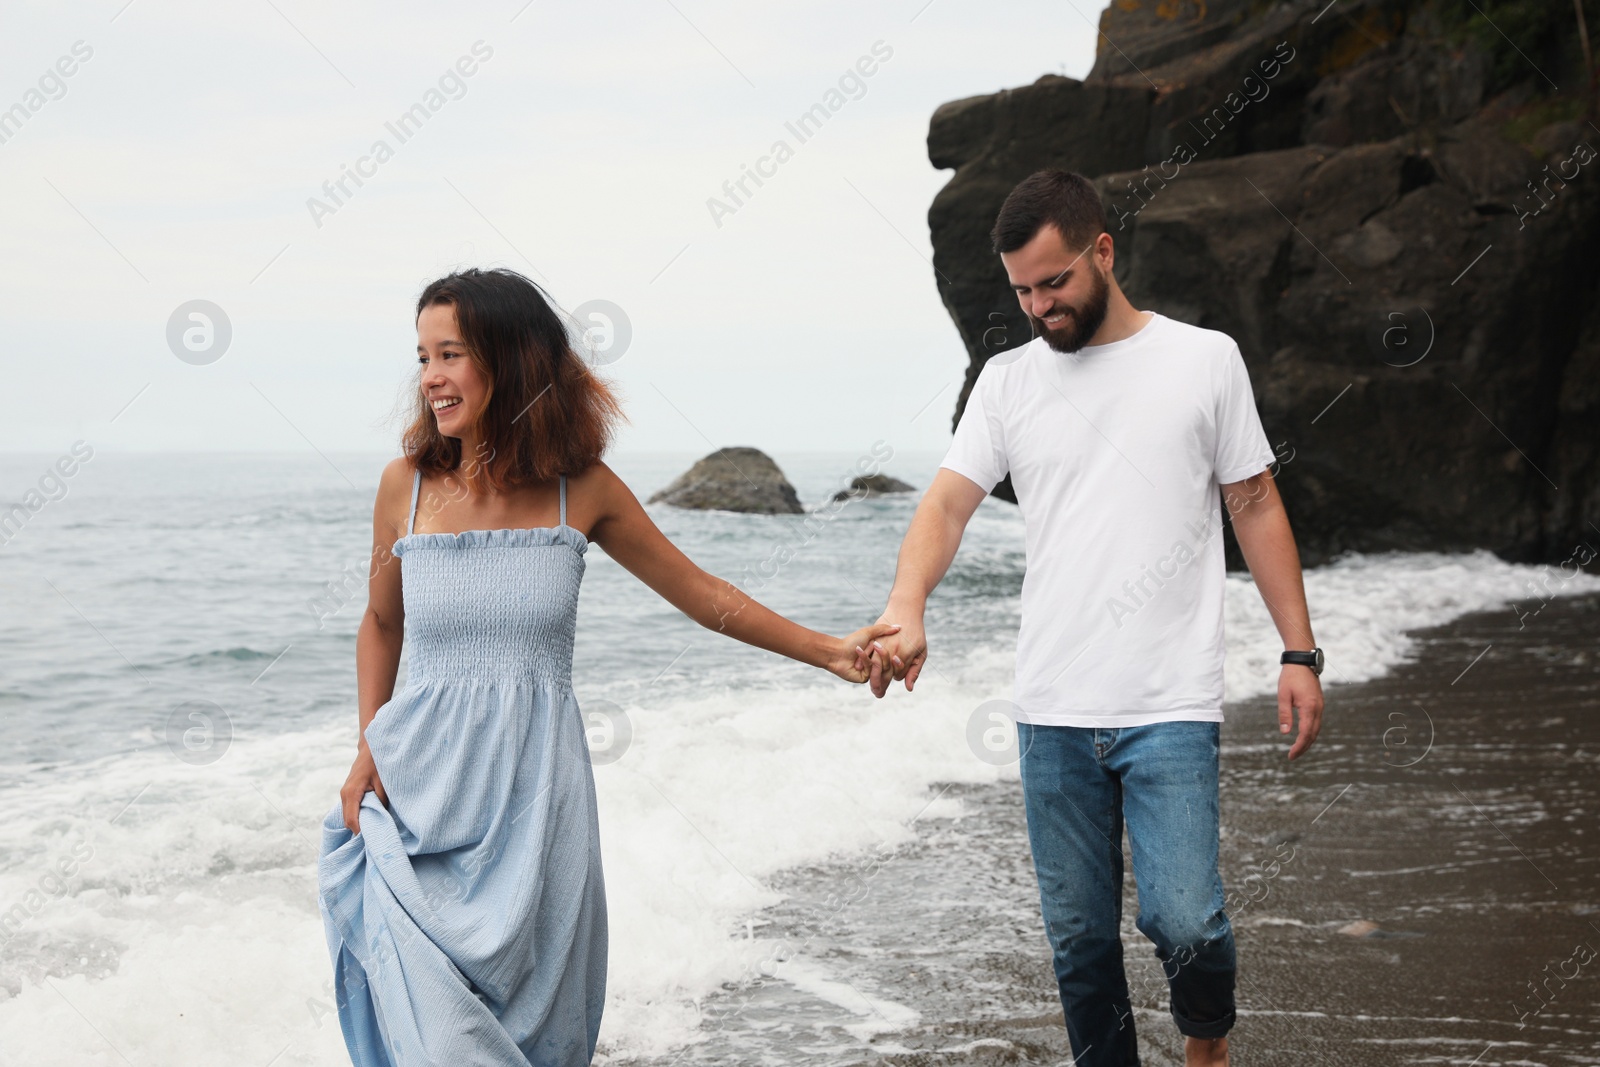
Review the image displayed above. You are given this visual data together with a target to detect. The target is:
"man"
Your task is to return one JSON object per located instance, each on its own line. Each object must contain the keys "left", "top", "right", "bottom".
{"left": 864, "top": 169, "right": 1324, "bottom": 1066}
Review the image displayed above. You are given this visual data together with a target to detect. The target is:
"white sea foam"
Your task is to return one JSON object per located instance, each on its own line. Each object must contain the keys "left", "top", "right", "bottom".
{"left": 1222, "top": 548, "right": 1600, "bottom": 702}
{"left": 0, "top": 549, "right": 1593, "bottom": 1063}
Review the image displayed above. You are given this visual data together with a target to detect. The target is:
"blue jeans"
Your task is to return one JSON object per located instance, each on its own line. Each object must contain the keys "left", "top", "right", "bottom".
{"left": 1017, "top": 720, "right": 1236, "bottom": 1064}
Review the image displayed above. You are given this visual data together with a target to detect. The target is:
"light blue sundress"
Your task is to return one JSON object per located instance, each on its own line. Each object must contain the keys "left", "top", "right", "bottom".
{"left": 318, "top": 465, "right": 607, "bottom": 1066}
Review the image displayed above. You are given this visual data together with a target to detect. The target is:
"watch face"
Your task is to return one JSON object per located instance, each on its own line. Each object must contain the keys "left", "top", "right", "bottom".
{"left": 1314, "top": 648, "right": 1325, "bottom": 674}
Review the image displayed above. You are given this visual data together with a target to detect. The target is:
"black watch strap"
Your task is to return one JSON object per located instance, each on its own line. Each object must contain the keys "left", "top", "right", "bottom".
{"left": 1280, "top": 648, "right": 1324, "bottom": 676}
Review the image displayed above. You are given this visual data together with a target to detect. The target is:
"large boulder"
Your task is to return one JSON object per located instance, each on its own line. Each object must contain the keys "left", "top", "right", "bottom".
{"left": 647, "top": 448, "right": 804, "bottom": 513}
{"left": 926, "top": 0, "right": 1600, "bottom": 567}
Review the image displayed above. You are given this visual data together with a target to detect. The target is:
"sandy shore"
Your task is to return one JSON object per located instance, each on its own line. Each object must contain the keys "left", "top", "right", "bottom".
{"left": 627, "top": 592, "right": 1600, "bottom": 1066}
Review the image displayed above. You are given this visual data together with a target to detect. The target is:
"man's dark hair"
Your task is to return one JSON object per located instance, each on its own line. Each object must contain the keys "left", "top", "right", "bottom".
{"left": 990, "top": 169, "right": 1109, "bottom": 255}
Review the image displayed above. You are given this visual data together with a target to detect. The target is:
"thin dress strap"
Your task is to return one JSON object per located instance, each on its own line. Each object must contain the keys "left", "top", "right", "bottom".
{"left": 407, "top": 467, "right": 422, "bottom": 536}
{"left": 558, "top": 474, "right": 566, "bottom": 528}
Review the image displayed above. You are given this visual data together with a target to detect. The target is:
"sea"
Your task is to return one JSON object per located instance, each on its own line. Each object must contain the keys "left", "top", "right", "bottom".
{"left": 1, "top": 448, "right": 1596, "bottom": 1065}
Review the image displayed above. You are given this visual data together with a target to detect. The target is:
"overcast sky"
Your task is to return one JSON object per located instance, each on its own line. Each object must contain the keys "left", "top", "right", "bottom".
{"left": 3, "top": 0, "right": 1099, "bottom": 457}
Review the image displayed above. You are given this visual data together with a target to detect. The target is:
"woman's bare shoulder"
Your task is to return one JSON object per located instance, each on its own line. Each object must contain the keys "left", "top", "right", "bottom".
{"left": 376, "top": 456, "right": 417, "bottom": 498}
{"left": 567, "top": 460, "right": 646, "bottom": 530}
{"left": 567, "top": 459, "right": 631, "bottom": 502}
{"left": 372, "top": 455, "right": 417, "bottom": 529}
{"left": 567, "top": 458, "right": 617, "bottom": 484}
{"left": 380, "top": 454, "right": 415, "bottom": 482}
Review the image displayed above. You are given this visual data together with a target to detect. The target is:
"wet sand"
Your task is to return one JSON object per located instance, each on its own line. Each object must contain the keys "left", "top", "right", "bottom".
{"left": 623, "top": 593, "right": 1600, "bottom": 1067}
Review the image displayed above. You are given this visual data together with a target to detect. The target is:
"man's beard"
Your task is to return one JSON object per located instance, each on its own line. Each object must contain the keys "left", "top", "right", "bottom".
{"left": 1029, "top": 264, "right": 1110, "bottom": 354}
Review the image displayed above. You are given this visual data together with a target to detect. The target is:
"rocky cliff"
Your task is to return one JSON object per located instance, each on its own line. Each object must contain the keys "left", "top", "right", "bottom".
{"left": 928, "top": 0, "right": 1599, "bottom": 569}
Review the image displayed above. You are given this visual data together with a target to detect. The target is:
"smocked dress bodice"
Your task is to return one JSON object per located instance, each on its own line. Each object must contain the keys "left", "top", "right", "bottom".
{"left": 394, "top": 522, "right": 587, "bottom": 686}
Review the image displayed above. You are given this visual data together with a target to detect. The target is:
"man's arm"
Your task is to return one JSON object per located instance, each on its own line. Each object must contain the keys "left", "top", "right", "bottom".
{"left": 867, "top": 468, "right": 990, "bottom": 698}
{"left": 1224, "top": 468, "right": 1324, "bottom": 760}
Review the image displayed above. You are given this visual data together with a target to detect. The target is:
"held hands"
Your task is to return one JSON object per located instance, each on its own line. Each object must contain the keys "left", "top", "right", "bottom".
{"left": 845, "top": 610, "right": 927, "bottom": 698}
{"left": 1278, "top": 664, "right": 1324, "bottom": 760}
{"left": 827, "top": 621, "right": 903, "bottom": 683}
{"left": 339, "top": 742, "right": 389, "bottom": 834}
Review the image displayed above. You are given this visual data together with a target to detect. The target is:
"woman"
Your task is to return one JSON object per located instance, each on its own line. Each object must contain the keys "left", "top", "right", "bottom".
{"left": 316, "top": 267, "right": 895, "bottom": 1066}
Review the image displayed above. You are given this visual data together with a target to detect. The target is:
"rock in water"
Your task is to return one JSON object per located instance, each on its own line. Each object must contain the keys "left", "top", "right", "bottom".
{"left": 832, "top": 474, "right": 916, "bottom": 501}
{"left": 647, "top": 448, "right": 804, "bottom": 513}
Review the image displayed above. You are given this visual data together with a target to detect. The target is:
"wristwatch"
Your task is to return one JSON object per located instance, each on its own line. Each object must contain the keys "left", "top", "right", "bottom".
{"left": 1280, "top": 648, "right": 1324, "bottom": 676}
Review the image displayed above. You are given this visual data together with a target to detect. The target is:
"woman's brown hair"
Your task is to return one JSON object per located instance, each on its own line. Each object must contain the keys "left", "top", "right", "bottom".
{"left": 402, "top": 267, "right": 627, "bottom": 492}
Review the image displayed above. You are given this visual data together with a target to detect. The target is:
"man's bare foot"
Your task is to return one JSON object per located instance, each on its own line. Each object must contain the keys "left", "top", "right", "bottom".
{"left": 1184, "top": 1034, "right": 1228, "bottom": 1066}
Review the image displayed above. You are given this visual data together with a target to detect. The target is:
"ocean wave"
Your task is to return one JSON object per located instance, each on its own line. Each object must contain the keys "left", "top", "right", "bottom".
{"left": 0, "top": 549, "right": 1594, "bottom": 1062}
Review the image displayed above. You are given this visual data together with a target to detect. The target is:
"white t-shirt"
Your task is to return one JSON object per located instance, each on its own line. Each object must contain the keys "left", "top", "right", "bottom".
{"left": 939, "top": 310, "right": 1278, "bottom": 727}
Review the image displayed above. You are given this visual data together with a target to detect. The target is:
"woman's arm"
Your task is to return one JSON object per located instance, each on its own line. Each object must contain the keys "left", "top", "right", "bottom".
{"left": 341, "top": 457, "right": 410, "bottom": 832}
{"left": 582, "top": 462, "right": 895, "bottom": 681}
